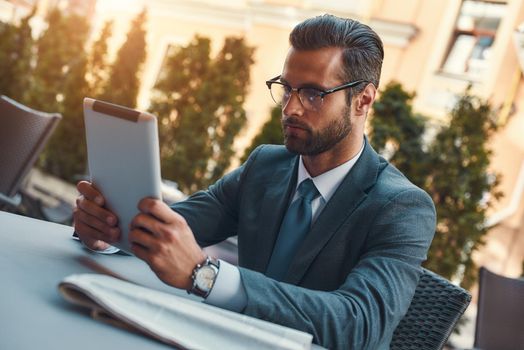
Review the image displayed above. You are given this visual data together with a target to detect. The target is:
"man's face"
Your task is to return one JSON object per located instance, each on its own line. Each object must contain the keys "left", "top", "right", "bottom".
{"left": 280, "top": 47, "right": 353, "bottom": 156}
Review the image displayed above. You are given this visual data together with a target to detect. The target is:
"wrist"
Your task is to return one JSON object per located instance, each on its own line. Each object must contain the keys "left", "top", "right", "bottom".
{"left": 187, "top": 256, "right": 220, "bottom": 298}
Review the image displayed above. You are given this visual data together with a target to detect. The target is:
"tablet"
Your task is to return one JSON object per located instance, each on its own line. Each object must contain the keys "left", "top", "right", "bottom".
{"left": 83, "top": 98, "right": 162, "bottom": 254}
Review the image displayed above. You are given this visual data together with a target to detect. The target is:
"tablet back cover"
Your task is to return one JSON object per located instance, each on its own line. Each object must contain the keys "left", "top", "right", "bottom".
{"left": 83, "top": 98, "right": 162, "bottom": 254}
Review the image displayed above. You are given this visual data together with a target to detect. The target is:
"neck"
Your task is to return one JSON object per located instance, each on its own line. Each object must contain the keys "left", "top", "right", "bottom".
{"left": 302, "top": 134, "right": 364, "bottom": 177}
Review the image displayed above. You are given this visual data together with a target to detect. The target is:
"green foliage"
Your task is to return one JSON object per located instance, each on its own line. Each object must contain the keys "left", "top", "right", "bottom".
{"left": 208, "top": 37, "right": 255, "bottom": 181}
{"left": 1, "top": 7, "right": 150, "bottom": 183}
{"left": 25, "top": 8, "right": 91, "bottom": 181}
{"left": 424, "top": 89, "right": 501, "bottom": 289}
{"left": 370, "top": 83, "right": 501, "bottom": 289}
{"left": 100, "top": 9, "right": 147, "bottom": 108}
{"left": 241, "top": 105, "right": 283, "bottom": 163}
{"left": 369, "top": 82, "right": 427, "bottom": 188}
{"left": 149, "top": 35, "right": 255, "bottom": 193}
{"left": 43, "top": 53, "right": 90, "bottom": 181}
{"left": 87, "top": 20, "right": 113, "bottom": 98}
{"left": 0, "top": 8, "right": 35, "bottom": 102}
{"left": 26, "top": 8, "right": 88, "bottom": 111}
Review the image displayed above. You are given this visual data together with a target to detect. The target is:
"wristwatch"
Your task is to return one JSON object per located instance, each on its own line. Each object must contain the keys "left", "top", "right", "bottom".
{"left": 188, "top": 257, "right": 220, "bottom": 298}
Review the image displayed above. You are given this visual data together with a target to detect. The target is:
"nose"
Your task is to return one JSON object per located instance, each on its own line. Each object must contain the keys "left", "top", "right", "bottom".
{"left": 282, "top": 89, "right": 304, "bottom": 117}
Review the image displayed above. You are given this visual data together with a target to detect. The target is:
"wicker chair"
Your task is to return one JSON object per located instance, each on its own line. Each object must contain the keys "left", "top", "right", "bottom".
{"left": 390, "top": 268, "right": 472, "bottom": 350}
{"left": 474, "top": 266, "right": 524, "bottom": 350}
{"left": 0, "top": 95, "right": 61, "bottom": 208}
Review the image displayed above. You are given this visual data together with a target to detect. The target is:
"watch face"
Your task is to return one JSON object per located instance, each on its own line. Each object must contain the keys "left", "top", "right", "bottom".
{"left": 195, "top": 265, "right": 216, "bottom": 291}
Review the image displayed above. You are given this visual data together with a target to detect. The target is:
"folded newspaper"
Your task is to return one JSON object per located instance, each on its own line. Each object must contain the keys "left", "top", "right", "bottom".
{"left": 58, "top": 274, "right": 313, "bottom": 350}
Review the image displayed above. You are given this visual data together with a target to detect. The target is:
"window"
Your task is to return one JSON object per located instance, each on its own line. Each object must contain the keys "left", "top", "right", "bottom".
{"left": 441, "top": 0, "right": 506, "bottom": 79}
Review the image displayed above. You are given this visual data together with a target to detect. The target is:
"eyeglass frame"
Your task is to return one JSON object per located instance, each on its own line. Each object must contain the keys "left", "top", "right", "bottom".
{"left": 265, "top": 75, "right": 369, "bottom": 110}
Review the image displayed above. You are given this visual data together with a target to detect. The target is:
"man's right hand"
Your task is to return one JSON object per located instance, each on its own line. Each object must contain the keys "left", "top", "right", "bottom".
{"left": 73, "top": 181, "right": 120, "bottom": 251}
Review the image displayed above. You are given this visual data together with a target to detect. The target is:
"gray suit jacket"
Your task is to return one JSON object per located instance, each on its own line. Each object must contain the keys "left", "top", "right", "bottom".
{"left": 172, "top": 139, "right": 436, "bottom": 349}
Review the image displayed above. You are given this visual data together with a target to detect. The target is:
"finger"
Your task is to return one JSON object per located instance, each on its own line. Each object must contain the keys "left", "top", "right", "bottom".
{"left": 75, "top": 215, "right": 120, "bottom": 243}
{"left": 77, "top": 181, "right": 105, "bottom": 206}
{"left": 129, "top": 228, "right": 157, "bottom": 251}
{"left": 131, "top": 242, "right": 150, "bottom": 263}
{"left": 75, "top": 205, "right": 120, "bottom": 241}
{"left": 130, "top": 213, "right": 162, "bottom": 237}
{"left": 80, "top": 235, "right": 111, "bottom": 251}
{"left": 138, "top": 198, "right": 179, "bottom": 224}
{"left": 76, "top": 196, "right": 118, "bottom": 226}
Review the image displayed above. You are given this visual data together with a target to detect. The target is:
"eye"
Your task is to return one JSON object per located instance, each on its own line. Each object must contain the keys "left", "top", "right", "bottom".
{"left": 301, "top": 88, "right": 322, "bottom": 103}
{"left": 281, "top": 84, "right": 292, "bottom": 98}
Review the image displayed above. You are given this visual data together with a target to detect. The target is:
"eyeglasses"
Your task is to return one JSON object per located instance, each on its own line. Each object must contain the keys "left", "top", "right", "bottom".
{"left": 265, "top": 75, "right": 367, "bottom": 111}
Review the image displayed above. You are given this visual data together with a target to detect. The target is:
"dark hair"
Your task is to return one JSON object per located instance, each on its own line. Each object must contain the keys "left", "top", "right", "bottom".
{"left": 289, "top": 14, "right": 384, "bottom": 92}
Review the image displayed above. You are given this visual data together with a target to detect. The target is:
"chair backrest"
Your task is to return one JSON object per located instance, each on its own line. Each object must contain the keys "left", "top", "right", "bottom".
{"left": 474, "top": 266, "right": 524, "bottom": 350}
{"left": 390, "top": 268, "right": 472, "bottom": 350}
{"left": 0, "top": 95, "right": 61, "bottom": 198}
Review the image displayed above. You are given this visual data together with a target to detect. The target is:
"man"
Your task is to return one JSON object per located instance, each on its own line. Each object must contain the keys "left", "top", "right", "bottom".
{"left": 74, "top": 15, "right": 436, "bottom": 349}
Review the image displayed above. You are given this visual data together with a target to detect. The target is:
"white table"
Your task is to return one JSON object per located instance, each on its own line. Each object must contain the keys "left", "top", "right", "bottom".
{"left": 0, "top": 211, "right": 196, "bottom": 349}
{"left": 0, "top": 211, "right": 324, "bottom": 350}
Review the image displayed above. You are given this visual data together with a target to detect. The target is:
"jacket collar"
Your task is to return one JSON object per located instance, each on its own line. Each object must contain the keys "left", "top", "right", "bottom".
{"left": 252, "top": 136, "right": 382, "bottom": 280}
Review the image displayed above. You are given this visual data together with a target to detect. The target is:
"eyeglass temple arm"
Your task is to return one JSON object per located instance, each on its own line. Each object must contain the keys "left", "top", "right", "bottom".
{"left": 265, "top": 75, "right": 282, "bottom": 88}
{"left": 321, "top": 80, "right": 369, "bottom": 97}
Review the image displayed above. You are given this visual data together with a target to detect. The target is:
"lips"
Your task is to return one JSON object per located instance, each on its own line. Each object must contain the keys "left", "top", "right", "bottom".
{"left": 284, "top": 123, "right": 305, "bottom": 131}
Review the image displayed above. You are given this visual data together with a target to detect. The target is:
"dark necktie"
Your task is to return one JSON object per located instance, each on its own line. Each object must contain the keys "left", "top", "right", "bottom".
{"left": 266, "top": 179, "right": 320, "bottom": 280}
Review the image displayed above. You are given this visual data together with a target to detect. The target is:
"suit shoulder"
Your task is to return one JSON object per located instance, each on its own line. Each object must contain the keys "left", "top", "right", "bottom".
{"left": 374, "top": 161, "right": 433, "bottom": 206}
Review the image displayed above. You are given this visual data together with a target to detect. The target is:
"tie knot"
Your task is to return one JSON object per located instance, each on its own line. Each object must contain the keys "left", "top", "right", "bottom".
{"left": 297, "top": 179, "right": 319, "bottom": 201}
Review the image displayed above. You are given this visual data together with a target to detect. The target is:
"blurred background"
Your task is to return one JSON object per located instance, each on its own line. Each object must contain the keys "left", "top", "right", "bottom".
{"left": 1, "top": 0, "right": 524, "bottom": 347}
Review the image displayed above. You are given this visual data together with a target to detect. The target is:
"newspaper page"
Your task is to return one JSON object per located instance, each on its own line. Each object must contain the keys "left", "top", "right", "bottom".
{"left": 59, "top": 274, "right": 313, "bottom": 350}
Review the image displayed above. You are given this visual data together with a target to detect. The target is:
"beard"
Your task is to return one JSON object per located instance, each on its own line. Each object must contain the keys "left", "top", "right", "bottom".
{"left": 282, "top": 106, "right": 352, "bottom": 156}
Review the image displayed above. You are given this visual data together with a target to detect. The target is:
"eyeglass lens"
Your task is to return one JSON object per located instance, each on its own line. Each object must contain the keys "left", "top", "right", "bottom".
{"left": 269, "top": 83, "right": 322, "bottom": 111}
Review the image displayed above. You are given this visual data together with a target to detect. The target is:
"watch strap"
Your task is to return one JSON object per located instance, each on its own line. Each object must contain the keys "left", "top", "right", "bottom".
{"left": 188, "top": 256, "right": 220, "bottom": 298}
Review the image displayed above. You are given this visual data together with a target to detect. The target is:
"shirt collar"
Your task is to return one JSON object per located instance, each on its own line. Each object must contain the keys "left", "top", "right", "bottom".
{"left": 296, "top": 140, "right": 365, "bottom": 202}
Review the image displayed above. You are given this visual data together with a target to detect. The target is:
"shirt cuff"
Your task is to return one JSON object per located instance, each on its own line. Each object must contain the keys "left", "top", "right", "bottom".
{"left": 204, "top": 259, "right": 247, "bottom": 312}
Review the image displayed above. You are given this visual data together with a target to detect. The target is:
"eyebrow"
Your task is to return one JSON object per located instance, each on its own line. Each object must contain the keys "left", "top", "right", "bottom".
{"left": 279, "top": 77, "right": 326, "bottom": 91}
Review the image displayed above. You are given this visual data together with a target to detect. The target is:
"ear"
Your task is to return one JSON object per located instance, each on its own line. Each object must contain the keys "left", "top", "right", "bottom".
{"left": 353, "top": 83, "right": 377, "bottom": 118}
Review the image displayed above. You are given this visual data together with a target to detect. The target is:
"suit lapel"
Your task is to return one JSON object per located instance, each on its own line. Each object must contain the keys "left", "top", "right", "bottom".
{"left": 285, "top": 139, "right": 381, "bottom": 284}
{"left": 251, "top": 155, "right": 299, "bottom": 273}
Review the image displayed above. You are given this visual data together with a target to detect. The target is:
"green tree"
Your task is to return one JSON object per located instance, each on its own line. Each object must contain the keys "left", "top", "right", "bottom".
{"left": 26, "top": 7, "right": 64, "bottom": 112}
{"left": 87, "top": 20, "right": 113, "bottom": 98}
{"left": 369, "top": 83, "right": 501, "bottom": 288}
{"left": 369, "top": 82, "right": 428, "bottom": 188}
{"left": 208, "top": 37, "right": 256, "bottom": 181}
{"left": 43, "top": 54, "right": 90, "bottom": 181}
{"left": 241, "top": 106, "right": 283, "bottom": 163}
{"left": 0, "top": 8, "right": 35, "bottom": 102}
{"left": 101, "top": 9, "right": 147, "bottom": 108}
{"left": 27, "top": 8, "right": 88, "bottom": 112}
{"left": 424, "top": 88, "right": 502, "bottom": 289}
{"left": 149, "top": 35, "right": 255, "bottom": 193}
{"left": 26, "top": 8, "right": 91, "bottom": 181}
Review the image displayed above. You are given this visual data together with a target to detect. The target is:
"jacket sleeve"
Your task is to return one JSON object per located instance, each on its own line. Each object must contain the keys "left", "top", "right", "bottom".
{"left": 170, "top": 145, "right": 264, "bottom": 247}
{"left": 239, "top": 188, "right": 436, "bottom": 350}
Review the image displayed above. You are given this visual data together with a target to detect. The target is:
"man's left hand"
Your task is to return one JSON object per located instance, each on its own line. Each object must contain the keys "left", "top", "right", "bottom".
{"left": 129, "top": 198, "right": 206, "bottom": 290}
